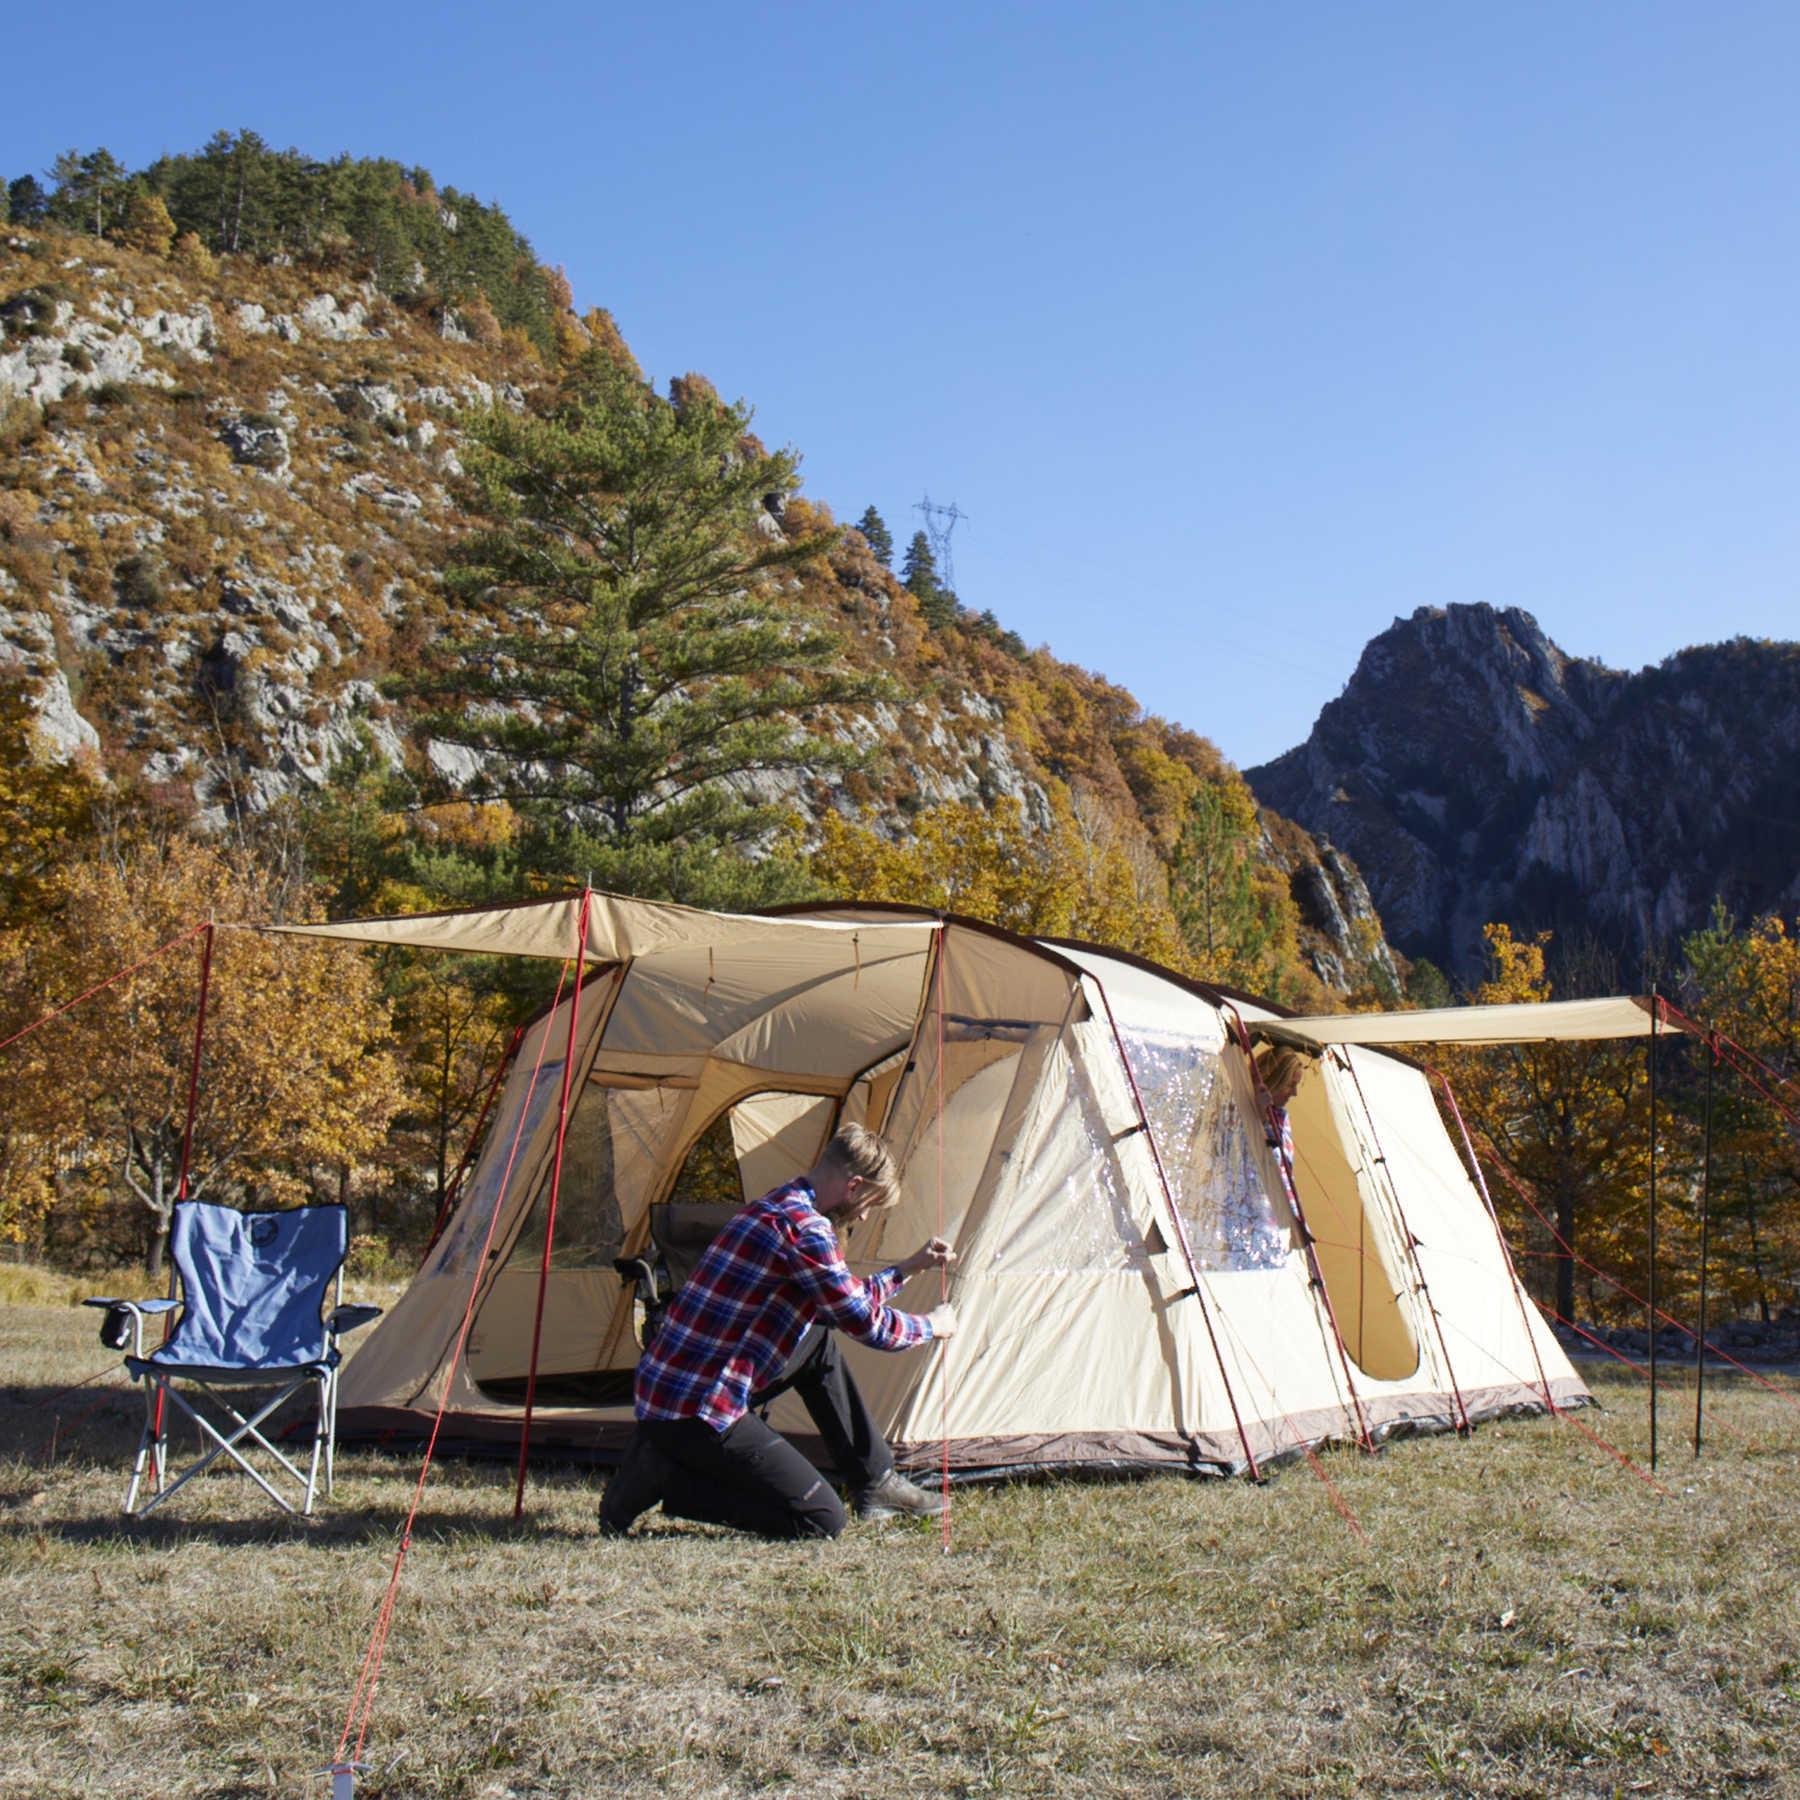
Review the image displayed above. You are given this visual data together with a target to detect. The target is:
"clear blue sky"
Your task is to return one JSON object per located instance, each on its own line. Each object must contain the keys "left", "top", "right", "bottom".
{"left": 10, "top": 3, "right": 1800, "bottom": 768}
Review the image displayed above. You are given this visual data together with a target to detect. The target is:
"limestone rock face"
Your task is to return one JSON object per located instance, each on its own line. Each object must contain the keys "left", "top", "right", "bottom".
{"left": 1247, "top": 604, "right": 1800, "bottom": 978}
{"left": 0, "top": 224, "right": 1395, "bottom": 999}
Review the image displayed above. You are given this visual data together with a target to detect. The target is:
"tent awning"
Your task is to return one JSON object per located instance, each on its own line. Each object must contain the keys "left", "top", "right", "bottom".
{"left": 1257, "top": 996, "right": 1685, "bottom": 1049}
{"left": 273, "top": 890, "right": 941, "bottom": 964}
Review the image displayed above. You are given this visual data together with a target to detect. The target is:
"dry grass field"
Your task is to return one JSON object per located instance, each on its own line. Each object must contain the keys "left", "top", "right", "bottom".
{"left": 4, "top": 1280, "right": 1799, "bottom": 1799}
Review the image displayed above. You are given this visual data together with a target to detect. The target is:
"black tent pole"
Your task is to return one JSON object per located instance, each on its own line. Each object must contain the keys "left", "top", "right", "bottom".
{"left": 1647, "top": 993, "right": 1659, "bottom": 1472}
{"left": 1693, "top": 1035, "right": 1716, "bottom": 1459}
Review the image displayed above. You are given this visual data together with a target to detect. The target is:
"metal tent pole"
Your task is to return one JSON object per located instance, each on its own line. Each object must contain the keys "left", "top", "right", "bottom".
{"left": 1693, "top": 1036, "right": 1716, "bottom": 1458}
{"left": 512, "top": 888, "right": 593, "bottom": 1521}
{"left": 1646, "top": 994, "right": 1660, "bottom": 1472}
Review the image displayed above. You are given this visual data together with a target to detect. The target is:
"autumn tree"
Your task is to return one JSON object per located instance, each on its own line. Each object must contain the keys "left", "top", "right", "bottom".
{"left": 857, "top": 506, "right": 894, "bottom": 568}
{"left": 290, "top": 748, "right": 525, "bottom": 1233}
{"left": 406, "top": 352, "right": 880, "bottom": 907}
{"left": 117, "top": 190, "right": 177, "bottom": 258}
{"left": 1437, "top": 924, "right": 1661, "bottom": 1325}
{"left": 1679, "top": 906, "right": 1800, "bottom": 1316}
{"left": 10, "top": 837, "right": 402, "bottom": 1272}
{"left": 0, "top": 680, "right": 96, "bottom": 933}
{"left": 809, "top": 792, "right": 1188, "bottom": 966}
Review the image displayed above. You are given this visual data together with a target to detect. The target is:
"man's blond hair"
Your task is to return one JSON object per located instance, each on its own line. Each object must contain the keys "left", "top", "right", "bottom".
{"left": 816, "top": 1123, "right": 902, "bottom": 1211}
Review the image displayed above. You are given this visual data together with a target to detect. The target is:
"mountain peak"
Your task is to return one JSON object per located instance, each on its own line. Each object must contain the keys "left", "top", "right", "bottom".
{"left": 1247, "top": 606, "right": 1800, "bottom": 978}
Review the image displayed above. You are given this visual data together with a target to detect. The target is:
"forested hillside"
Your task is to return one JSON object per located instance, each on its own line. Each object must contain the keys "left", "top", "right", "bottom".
{"left": 1, "top": 135, "right": 1399, "bottom": 1266}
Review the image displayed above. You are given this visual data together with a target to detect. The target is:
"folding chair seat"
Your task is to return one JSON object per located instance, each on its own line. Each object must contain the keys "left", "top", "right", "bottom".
{"left": 85, "top": 1201, "right": 382, "bottom": 1518}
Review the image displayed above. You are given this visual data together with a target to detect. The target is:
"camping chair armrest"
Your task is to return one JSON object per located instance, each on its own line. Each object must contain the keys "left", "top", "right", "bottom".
{"left": 327, "top": 1304, "right": 383, "bottom": 1336}
{"left": 83, "top": 1296, "right": 178, "bottom": 1358}
{"left": 613, "top": 1255, "right": 661, "bottom": 1301}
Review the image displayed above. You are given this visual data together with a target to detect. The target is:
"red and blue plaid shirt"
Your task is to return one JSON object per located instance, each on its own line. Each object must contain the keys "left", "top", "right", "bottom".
{"left": 634, "top": 1179, "right": 934, "bottom": 1434}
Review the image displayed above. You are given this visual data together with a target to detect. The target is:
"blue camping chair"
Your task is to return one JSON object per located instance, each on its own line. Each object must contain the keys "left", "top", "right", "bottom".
{"left": 85, "top": 1202, "right": 382, "bottom": 1518}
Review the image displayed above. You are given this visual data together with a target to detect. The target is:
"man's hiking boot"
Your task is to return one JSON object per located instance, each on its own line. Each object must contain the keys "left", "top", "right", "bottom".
{"left": 853, "top": 1469, "right": 949, "bottom": 1522}
{"left": 599, "top": 1434, "right": 671, "bottom": 1537}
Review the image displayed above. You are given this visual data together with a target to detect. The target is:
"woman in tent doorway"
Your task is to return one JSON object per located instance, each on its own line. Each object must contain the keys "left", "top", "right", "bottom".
{"left": 600, "top": 1124, "right": 956, "bottom": 1540}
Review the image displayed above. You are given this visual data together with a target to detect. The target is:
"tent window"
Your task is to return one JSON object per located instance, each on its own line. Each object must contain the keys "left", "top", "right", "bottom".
{"left": 672, "top": 1108, "right": 747, "bottom": 1208}
{"left": 987, "top": 1036, "right": 1152, "bottom": 1276}
{"left": 506, "top": 1076, "right": 628, "bottom": 1272}
{"left": 1118, "top": 1031, "right": 1291, "bottom": 1272}
{"left": 665, "top": 1091, "right": 838, "bottom": 1211}
{"left": 437, "top": 1059, "right": 566, "bottom": 1277}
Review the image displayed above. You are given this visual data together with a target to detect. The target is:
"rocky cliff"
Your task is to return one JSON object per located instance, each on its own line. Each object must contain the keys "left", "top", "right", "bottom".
{"left": 1246, "top": 604, "right": 1800, "bottom": 980}
{"left": 1, "top": 221, "right": 1392, "bottom": 999}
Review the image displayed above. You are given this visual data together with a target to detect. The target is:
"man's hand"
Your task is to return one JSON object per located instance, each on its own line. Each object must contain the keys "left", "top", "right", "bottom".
{"left": 925, "top": 1303, "right": 958, "bottom": 1339}
{"left": 897, "top": 1237, "right": 956, "bottom": 1279}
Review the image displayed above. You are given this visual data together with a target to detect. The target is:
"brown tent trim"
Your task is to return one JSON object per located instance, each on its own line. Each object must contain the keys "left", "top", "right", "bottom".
{"left": 337, "top": 1375, "right": 1588, "bottom": 1481}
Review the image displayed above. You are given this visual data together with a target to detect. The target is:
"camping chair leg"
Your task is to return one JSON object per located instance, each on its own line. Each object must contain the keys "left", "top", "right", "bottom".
{"left": 305, "top": 1376, "right": 328, "bottom": 1515}
{"left": 123, "top": 1377, "right": 161, "bottom": 1515}
{"left": 323, "top": 1369, "right": 339, "bottom": 1498}
{"left": 133, "top": 1383, "right": 312, "bottom": 1519}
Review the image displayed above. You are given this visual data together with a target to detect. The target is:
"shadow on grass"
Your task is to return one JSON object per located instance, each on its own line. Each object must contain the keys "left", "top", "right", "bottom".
{"left": 1, "top": 1382, "right": 607, "bottom": 1549}
{"left": 0, "top": 1502, "right": 600, "bottom": 1550}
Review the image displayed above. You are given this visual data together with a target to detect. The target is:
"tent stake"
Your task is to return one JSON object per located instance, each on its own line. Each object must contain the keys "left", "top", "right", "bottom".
{"left": 513, "top": 887, "right": 594, "bottom": 1520}
{"left": 1693, "top": 1036, "right": 1716, "bottom": 1458}
{"left": 1646, "top": 994, "right": 1660, "bottom": 1472}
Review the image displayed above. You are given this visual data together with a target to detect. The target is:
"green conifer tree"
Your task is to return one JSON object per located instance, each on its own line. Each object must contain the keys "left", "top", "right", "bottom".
{"left": 857, "top": 506, "right": 894, "bottom": 567}
{"left": 901, "top": 530, "right": 959, "bottom": 629}
{"left": 49, "top": 149, "right": 127, "bottom": 236}
{"left": 404, "top": 354, "right": 880, "bottom": 905}
{"left": 1168, "top": 781, "right": 1283, "bottom": 984}
{"left": 8, "top": 176, "right": 48, "bottom": 223}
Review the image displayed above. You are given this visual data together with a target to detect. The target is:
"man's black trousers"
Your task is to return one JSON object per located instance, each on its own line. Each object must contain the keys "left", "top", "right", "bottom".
{"left": 638, "top": 1327, "right": 895, "bottom": 1540}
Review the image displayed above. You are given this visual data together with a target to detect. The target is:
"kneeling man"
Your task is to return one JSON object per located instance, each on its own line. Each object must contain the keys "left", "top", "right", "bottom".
{"left": 601, "top": 1123, "right": 955, "bottom": 1540}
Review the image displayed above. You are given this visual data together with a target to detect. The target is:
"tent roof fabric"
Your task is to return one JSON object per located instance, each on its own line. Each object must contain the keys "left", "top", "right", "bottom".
{"left": 275, "top": 890, "right": 940, "bottom": 964}
{"left": 278, "top": 892, "right": 1679, "bottom": 1052}
{"left": 1259, "top": 996, "right": 1680, "bottom": 1048}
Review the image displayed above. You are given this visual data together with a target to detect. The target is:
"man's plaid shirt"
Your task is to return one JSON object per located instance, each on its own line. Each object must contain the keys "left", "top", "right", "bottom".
{"left": 634, "top": 1179, "right": 934, "bottom": 1434}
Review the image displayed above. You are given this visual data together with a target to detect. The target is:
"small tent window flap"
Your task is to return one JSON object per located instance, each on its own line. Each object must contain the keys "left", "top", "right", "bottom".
{"left": 1117, "top": 1030, "right": 1291, "bottom": 1273}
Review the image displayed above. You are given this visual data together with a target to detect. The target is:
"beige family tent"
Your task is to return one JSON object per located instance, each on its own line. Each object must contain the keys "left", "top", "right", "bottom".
{"left": 283, "top": 892, "right": 1626, "bottom": 1479}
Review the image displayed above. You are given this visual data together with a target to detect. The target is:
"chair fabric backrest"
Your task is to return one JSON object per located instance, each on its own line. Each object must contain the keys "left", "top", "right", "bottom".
{"left": 648, "top": 1202, "right": 743, "bottom": 1293}
{"left": 158, "top": 1202, "right": 348, "bottom": 1370}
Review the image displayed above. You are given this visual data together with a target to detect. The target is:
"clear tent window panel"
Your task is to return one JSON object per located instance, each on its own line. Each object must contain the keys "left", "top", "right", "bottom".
{"left": 986, "top": 1030, "right": 1154, "bottom": 1276}
{"left": 1119, "top": 1031, "right": 1291, "bottom": 1272}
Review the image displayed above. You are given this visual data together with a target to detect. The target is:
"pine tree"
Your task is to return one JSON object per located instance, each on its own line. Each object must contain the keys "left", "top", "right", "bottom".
{"left": 49, "top": 148, "right": 128, "bottom": 236}
{"left": 7, "top": 175, "right": 48, "bottom": 224}
{"left": 404, "top": 354, "right": 883, "bottom": 905}
{"left": 901, "top": 529, "right": 957, "bottom": 627}
{"left": 1167, "top": 781, "right": 1286, "bottom": 988}
{"left": 900, "top": 529, "right": 936, "bottom": 597}
{"left": 857, "top": 506, "right": 893, "bottom": 567}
